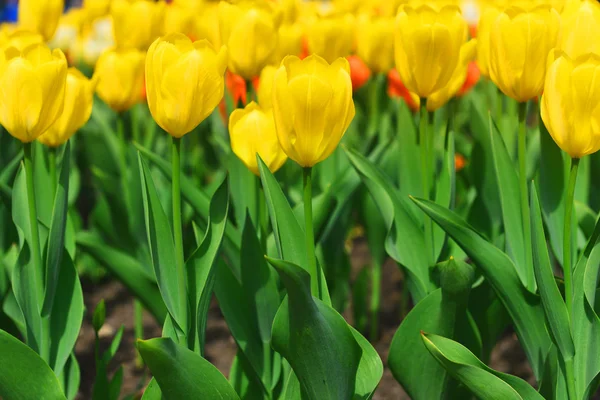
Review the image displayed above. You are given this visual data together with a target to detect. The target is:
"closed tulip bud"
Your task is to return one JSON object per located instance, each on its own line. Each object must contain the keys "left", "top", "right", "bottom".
{"left": 146, "top": 33, "right": 228, "bottom": 138}
{"left": 219, "top": 1, "right": 281, "bottom": 79}
{"left": 356, "top": 14, "right": 394, "bottom": 74}
{"left": 558, "top": 0, "right": 600, "bottom": 59}
{"left": 273, "top": 22, "right": 304, "bottom": 63}
{"left": 541, "top": 51, "right": 600, "bottom": 159}
{"left": 95, "top": 48, "right": 145, "bottom": 112}
{"left": 39, "top": 68, "right": 95, "bottom": 147}
{"left": 272, "top": 55, "right": 355, "bottom": 167}
{"left": 111, "top": 0, "right": 166, "bottom": 50}
{"left": 18, "top": 0, "right": 64, "bottom": 41}
{"left": 394, "top": 4, "right": 467, "bottom": 99}
{"left": 257, "top": 65, "right": 277, "bottom": 109}
{"left": 428, "top": 39, "right": 477, "bottom": 111}
{"left": 1, "top": 29, "right": 44, "bottom": 52}
{"left": 306, "top": 12, "right": 354, "bottom": 64}
{"left": 0, "top": 44, "right": 67, "bottom": 143}
{"left": 476, "top": 5, "right": 500, "bottom": 78}
{"left": 164, "top": 4, "right": 195, "bottom": 36}
{"left": 489, "top": 5, "right": 560, "bottom": 102}
{"left": 229, "top": 102, "right": 287, "bottom": 175}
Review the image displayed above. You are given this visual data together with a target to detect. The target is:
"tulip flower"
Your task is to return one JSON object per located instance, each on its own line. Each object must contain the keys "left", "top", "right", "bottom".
{"left": 229, "top": 102, "right": 287, "bottom": 176}
{"left": 348, "top": 55, "right": 371, "bottom": 92}
{"left": 394, "top": 4, "right": 467, "bottom": 99}
{"left": 558, "top": 0, "right": 600, "bottom": 59}
{"left": 257, "top": 65, "right": 276, "bottom": 109}
{"left": 95, "top": 47, "right": 146, "bottom": 113}
{"left": 39, "top": 68, "right": 95, "bottom": 148}
{"left": 111, "top": 0, "right": 165, "bottom": 50}
{"left": 272, "top": 54, "right": 355, "bottom": 168}
{"left": 387, "top": 69, "right": 419, "bottom": 112}
{"left": 146, "top": 33, "right": 228, "bottom": 138}
{"left": 476, "top": 5, "right": 500, "bottom": 78}
{"left": 219, "top": 1, "right": 281, "bottom": 79}
{"left": 457, "top": 62, "right": 481, "bottom": 96}
{"left": 18, "top": 0, "right": 64, "bottom": 41}
{"left": 83, "top": 0, "right": 111, "bottom": 20}
{"left": 192, "top": 2, "right": 221, "bottom": 48}
{"left": 1, "top": 29, "right": 43, "bottom": 52}
{"left": 488, "top": 5, "right": 560, "bottom": 103}
{"left": 356, "top": 14, "right": 394, "bottom": 74}
{"left": 164, "top": 4, "right": 195, "bottom": 37}
{"left": 0, "top": 44, "right": 67, "bottom": 143}
{"left": 305, "top": 12, "right": 354, "bottom": 64}
{"left": 272, "top": 22, "right": 304, "bottom": 64}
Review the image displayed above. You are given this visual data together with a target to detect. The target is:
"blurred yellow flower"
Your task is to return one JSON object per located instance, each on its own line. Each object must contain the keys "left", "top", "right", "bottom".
{"left": 146, "top": 33, "right": 228, "bottom": 138}
{"left": 229, "top": 102, "right": 287, "bottom": 175}
{"left": 541, "top": 50, "right": 600, "bottom": 158}
{"left": 394, "top": 4, "right": 467, "bottom": 98}
{"left": 68, "top": 17, "right": 114, "bottom": 66}
{"left": 0, "top": 44, "right": 67, "bottom": 143}
{"left": 476, "top": 5, "right": 500, "bottom": 78}
{"left": 83, "top": 0, "right": 111, "bottom": 20}
{"left": 1, "top": 29, "right": 44, "bottom": 52}
{"left": 49, "top": 9, "right": 86, "bottom": 52}
{"left": 257, "top": 65, "right": 277, "bottom": 109}
{"left": 219, "top": 1, "right": 281, "bottom": 79}
{"left": 192, "top": 2, "right": 221, "bottom": 47}
{"left": 272, "top": 22, "right": 304, "bottom": 64}
{"left": 95, "top": 47, "right": 145, "bottom": 112}
{"left": 427, "top": 39, "right": 477, "bottom": 111}
{"left": 356, "top": 14, "right": 394, "bottom": 74}
{"left": 39, "top": 68, "right": 95, "bottom": 147}
{"left": 18, "top": 0, "right": 64, "bottom": 41}
{"left": 272, "top": 55, "right": 355, "bottom": 167}
{"left": 164, "top": 4, "right": 195, "bottom": 36}
{"left": 305, "top": 12, "right": 354, "bottom": 64}
{"left": 558, "top": 0, "right": 600, "bottom": 59}
{"left": 111, "top": 0, "right": 165, "bottom": 50}
{"left": 489, "top": 5, "right": 560, "bottom": 102}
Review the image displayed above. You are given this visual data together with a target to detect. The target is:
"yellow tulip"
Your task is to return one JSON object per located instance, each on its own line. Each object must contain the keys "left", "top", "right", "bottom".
{"left": 489, "top": 5, "right": 560, "bottom": 102}
{"left": 257, "top": 65, "right": 277, "bottom": 109}
{"left": 164, "top": 4, "right": 195, "bottom": 36}
{"left": 229, "top": 102, "right": 287, "bottom": 175}
{"left": 558, "top": 0, "right": 600, "bottom": 59}
{"left": 356, "top": 14, "right": 394, "bottom": 74}
{"left": 541, "top": 51, "right": 600, "bottom": 158}
{"left": 394, "top": 4, "right": 467, "bottom": 98}
{"left": 219, "top": 1, "right": 281, "bottom": 79}
{"left": 305, "top": 12, "right": 354, "bottom": 64}
{"left": 272, "top": 55, "right": 355, "bottom": 167}
{"left": 111, "top": 0, "right": 165, "bottom": 50}
{"left": 427, "top": 39, "right": 477, "bottom": 111}
{"left": 192, "top": 2, "right": 221, "bottom": 48}
{"left": 273, "top": 22, "right": 304, "bottom": 64}
{"left": 1, "top": 29, "right": 44, "bottom": 52}
{"left": 18, "top": 0, "right": 64, "bottom": 41}
{"left": 39, "top": 68, "right": 95, "bottom": 147}
{"left": 83, "top": 0, "right": 111, "bottom": 20}
{"left": 0, "top": 44, "right": 67, "bottom": 143}
{"left": 146, "top": 33, "right": 228, "bottom": 138}
{"left": 95, "top": 47, "right": 145, "bottom": 112}
{"left": 476, "top": 5, "right": 500, "bottom": 78}
{"left": 49, "top": 9, "right": 85, "bottom": 53}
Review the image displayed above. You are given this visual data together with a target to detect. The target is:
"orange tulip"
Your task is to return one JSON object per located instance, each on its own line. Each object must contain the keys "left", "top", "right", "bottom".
{"left": 387, "top": 69, "right": 419, "bottom": 111}
{"left": 457, "top": 62, "right": 480, "bottom": 96}
{"left": 348, "top": 55, "right": 371, "bottom": 92}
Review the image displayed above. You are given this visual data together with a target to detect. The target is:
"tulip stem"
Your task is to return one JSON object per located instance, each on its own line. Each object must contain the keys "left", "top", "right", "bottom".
{"left": 303, "top": 167, "right": 322, "bottom": 299}
{"left": 517, "top": 102, "right": 533, "bottom": 289}
{"left": 48, "top": 147, "right": 57, "bottom": 197}
{"left": 134, "top": 299, "right": 144, "bottom": 368}
{"left": 420, "top": 99, "right": 433, "bottom": 265}
{"left": 172, "top": 137, "right": 187, "bottom": 338}
{"left": 24, "top": 142, "right": 48, "bottom": 361}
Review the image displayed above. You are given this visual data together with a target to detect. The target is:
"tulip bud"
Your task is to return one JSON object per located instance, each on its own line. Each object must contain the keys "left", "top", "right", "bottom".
{"left": 356, "top": 14, "right": 394, "bottom": 74}
{"left": 387, "top": 68, "right": 419, "bottom": 112}
{"left": 558, "top": 0, "right": 600, "bottom": 59}
{"left": 541, "top": 51, "right": 600, "bottom": 159}
{"left": 191, "top": 2, "right": 221, "bottom": 48}
{"left": 229, "top": 102, "right": 287, "bottom": 175}
{"left": 489, "top": 5, "right": 560, "bottom": 102}
{"left": 95, "top": 48, "right": 146, "bottom": 112}
{"left": 257, "top": 65, "right": 277, "bottom": 109}
{"left": 0, "top": 44, "right": 67, "bottom": 143}
{"left": 394, "top": 4, "right": 467, "bottom": 98}
{"left": 476, "top": 5, "right": 500, "bottom": 78}
{"left": 146, "top": 33, "right": 228, "bottom": 138}
{"left": 1, "top": 29, "right": 44, "bottom": 52}
{"left": 272, "top": 55, "right": 355, "bottom": 167}
{"left": 111, "top": 0, "right": 166, "bottom": 50}
{"left": 306, "top": 12, "right": 354, "bottom": 64}
{"left": 219, "top": 1, "right": 281, "bottom": 79}
{"left": 18, "top": 0, "right": 64, "bottom": 41}
{"left": 272, "top": 22, "right": 304, "bottom": 64}
{"left": 39, "top": 68, "right": 95, "bottom": 147}
{"left": 83, "top": 0, "right": 111, "bottom": 20}
{"left": 164, "top": 4, "right": 195, "bottom": 36}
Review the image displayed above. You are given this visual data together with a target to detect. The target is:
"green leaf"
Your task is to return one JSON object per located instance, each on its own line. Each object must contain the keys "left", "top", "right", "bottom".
{"left": 422, "top": 333, "right": 544, "bottom": 400}
{"left": 137, "top": 337, "right": 240, "bottom": 400}
{"left": 138, "top": 153, "right": 184, "bottom": 334}
{"left": 267, "top": 257, "right": 382, "bottom": 400}
{"left": 410, "top": 197, "right": 551, "bottom": 378}
{"left": 76, "top": 232, "right": 166, "bottom": 323}
{"left": 42, "top": 142, "right": 71, "bottom": 316}
{"left": 0, "top": 329, "right": 66, "bottom": 400}
{"left": 61, "top": 353, "right": 80, "bottom": 400}
{"left": 345, "top": 147, "right": 433, "bottom": 301}
{"left": 529, "top": 184, "right": 574, "bottom": 362}
{"left": 228, "top": 152, "right": 258, "bottom": 228}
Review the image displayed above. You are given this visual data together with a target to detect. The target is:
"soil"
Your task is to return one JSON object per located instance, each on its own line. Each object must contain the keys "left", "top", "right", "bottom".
{"left": 75, "top": 239, "right": 534, "bottom": 400}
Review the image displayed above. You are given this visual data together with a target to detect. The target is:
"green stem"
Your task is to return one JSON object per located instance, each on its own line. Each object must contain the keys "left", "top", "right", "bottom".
{"left": 367, "top": 76, "right": 380, "bottom": 138}
{"left": 518, "top": 103, "right": 533, "bottom": 289}
{"left": 263, "top": 342, "right": 272, "bottom": 397}
{"left": 564, "top": 158, "right": 579, "bottom": 317}
{"left": 131, "top": 106, "right": 140, "bottom": 144}
{"left": 303, "top": 167, "right": 321, "bottom": 299}
{"left": 496, "top": 88, "right": 503, "bottom": 120}
{"left": 369, "top": 260, "right": 382, "bottom": 341}
{"left": 134, "top": 299, "right": 144, "bottom": 368}
{"left": 48, "top": 147, "right": 57, "bottom": 196}
{"left": 564, "top": 358, "right": 577, "bottom": 400}
{"left": 420, "top": 99, "right": 433, "bottom": 265}
{"left": 172, "top": 137, "right": 188, "bottom": 337}
{"left": 24, "top": 142, "right": 48, "bottom": 361}
{"left": 257, "top": 179, "right": 268, "bottom": 252}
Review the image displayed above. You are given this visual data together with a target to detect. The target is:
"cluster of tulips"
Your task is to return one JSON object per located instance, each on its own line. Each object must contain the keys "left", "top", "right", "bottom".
{"left": 1, "top": 0, "right": 600, "bottom": 399}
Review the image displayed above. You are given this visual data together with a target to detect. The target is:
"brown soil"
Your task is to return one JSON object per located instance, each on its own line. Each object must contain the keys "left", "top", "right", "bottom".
{"left": 75, "top": 239, "right": 533, "bottom": 400}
